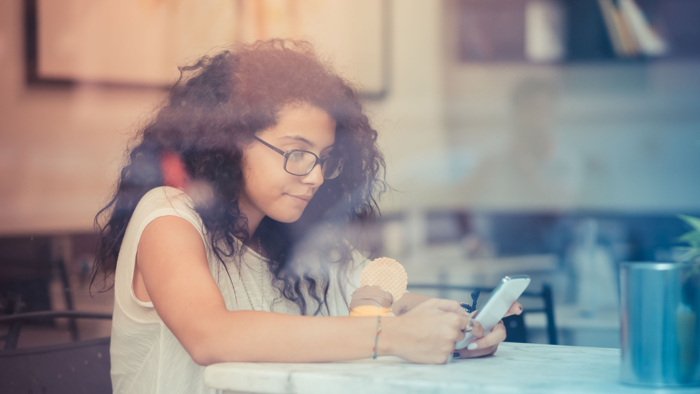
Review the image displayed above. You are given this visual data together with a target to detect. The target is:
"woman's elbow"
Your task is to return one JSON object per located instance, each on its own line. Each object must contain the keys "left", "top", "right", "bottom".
{"left": 186, "top": 335, "right": 250, "bottom": 365}
{"left": 183, "top": 334, "right": 222, "bottom": 366}
{"left": 177, "top": 313, "right": 252, "bottom": 365}
{"left": 187, "top": 343, "right": 216, "bottom": 366}
{"left": 191, "top": 353, "right": 215, "bottom": 366}
{"left": 190, "top": 345, "right": 252, "bottom": 365}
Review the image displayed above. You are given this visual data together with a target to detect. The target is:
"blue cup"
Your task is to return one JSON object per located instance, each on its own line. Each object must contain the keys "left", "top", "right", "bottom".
{"left": 620, "top": 261, "right": 700, "bottom": 387}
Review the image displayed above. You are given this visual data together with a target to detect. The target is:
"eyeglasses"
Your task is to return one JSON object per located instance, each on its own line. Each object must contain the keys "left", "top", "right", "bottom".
{"left": 254, "top": 136, "right": 344, "bottom": 179}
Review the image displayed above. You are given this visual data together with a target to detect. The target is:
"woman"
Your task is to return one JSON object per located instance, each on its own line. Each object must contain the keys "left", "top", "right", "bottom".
{"left": 92, "top": 39, "right": 520, "bottom": 394}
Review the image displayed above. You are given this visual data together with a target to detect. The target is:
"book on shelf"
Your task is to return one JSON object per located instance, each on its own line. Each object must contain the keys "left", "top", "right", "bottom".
{"left": 598, "top": 0, "right": 668, "bottom": 59}
{"left": 618, "top": 0, "right": 668, "bottom": 57}
{"left": 454, "top": 0, "right": 696, "bottom": 63}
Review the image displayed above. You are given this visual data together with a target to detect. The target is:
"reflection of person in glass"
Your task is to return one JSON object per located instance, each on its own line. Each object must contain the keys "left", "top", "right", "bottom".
{"left": 90, "top": 40, "right": 521, "bottom": 394}
{"left": 466, "top": 79, "right": 582, "bottom": 209}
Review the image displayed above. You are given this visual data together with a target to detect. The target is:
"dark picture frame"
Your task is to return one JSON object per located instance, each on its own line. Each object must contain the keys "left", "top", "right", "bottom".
{"left": 24, "top": 0, "right": 392, "bottom": 99}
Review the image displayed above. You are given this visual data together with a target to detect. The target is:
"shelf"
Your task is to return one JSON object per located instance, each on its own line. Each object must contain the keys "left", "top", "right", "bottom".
{"left": 455, "top": 0, "right": 700, "bottom": 64}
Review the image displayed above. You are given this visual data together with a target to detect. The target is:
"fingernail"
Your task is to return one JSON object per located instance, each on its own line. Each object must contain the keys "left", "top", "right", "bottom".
{"left": 453, "top": 352, "right": 460, "bottom": 358}
{"left": 519, "top": 305, "right": 523, "bottom": 312}
{"left": 467, "top": 343, "right": 478, "bottom": 350}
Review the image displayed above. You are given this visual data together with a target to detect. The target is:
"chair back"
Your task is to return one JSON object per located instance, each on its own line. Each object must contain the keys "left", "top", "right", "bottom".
{"left": 407, "top": 283, "right": 557, "bottom": 345}
{"left": 0, "top": 311, "right": 113, "bottom": 394}
{"left": 0, "top": 337, "right": 111, "bottom": 394}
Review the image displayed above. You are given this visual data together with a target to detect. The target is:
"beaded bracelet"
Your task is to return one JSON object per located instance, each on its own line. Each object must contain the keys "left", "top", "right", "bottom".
{"left": 372, "top": 315, "right": 382, "bottom": 359}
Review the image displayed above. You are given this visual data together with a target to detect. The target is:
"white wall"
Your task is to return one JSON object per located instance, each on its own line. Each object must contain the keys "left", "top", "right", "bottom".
{"left": 0, "top": 0, "right": 449, "bottom": 234}
{"left": 3, "top": 0, "right": 695, "bottom": 238}
{"left": 367, "top": 0, "right": 448, "bottom": 214}
{"left": 438, "top": 0, "right": 700, "bottom": 212}
{"left": 443, "top": 61, "right": 700, "bottom": 212}
{"left": 0, "top": 0, "right": 167, "bottom": 235}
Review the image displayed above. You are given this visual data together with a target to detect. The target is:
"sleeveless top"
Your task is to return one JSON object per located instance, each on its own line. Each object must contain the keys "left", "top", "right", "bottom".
{"left": 110, "top": 187, "right": 368, "bottom": 394}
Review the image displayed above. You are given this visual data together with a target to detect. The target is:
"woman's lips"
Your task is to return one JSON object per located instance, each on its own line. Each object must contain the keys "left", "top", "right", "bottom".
{"left": 287, "top": 194, "right": 311, "bottom": 203}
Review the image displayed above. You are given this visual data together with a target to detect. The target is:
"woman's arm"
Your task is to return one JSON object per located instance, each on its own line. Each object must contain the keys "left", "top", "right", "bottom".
{"left": 136, "top": 216, "right": 471, "bottom": 365}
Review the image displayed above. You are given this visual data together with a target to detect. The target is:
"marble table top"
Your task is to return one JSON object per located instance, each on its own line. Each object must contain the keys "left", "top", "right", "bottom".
{"left": 204, "top": 342, "right": 699, "bottom": 394}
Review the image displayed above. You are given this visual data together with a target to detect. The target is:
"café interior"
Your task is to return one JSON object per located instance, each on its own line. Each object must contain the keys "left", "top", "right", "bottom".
{"left": 1, "top": 0, "right": 699, "bottom": 392}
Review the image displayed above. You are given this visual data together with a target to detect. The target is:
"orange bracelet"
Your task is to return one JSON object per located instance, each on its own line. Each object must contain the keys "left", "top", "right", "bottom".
{"left": 350, "top": 305, "right": 392, "bottom": 316}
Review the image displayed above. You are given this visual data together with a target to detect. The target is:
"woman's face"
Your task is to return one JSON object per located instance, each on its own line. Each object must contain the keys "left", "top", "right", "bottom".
{"left": 239, "top": 103, "right": 336, "bottom": 226}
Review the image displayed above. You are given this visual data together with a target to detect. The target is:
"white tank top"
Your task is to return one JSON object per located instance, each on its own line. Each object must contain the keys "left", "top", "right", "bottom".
{"left": 110, "top": 186, "right": 367, "bottom": 394}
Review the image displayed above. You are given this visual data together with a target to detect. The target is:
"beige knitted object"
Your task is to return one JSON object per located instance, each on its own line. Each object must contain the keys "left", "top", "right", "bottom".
{"left": 359, "top": 257, "right": 407, "bottom": 302}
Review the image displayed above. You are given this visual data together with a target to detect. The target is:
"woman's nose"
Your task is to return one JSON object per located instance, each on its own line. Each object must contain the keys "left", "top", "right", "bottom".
{"left": 302, "top": 163, "right": 325, "bottom": 187}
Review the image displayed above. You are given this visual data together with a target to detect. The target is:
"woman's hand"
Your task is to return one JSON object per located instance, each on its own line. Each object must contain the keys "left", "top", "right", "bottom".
{"left": 382, "top": 298, "right": 483, "bottom": 364}
{"left": 454, "top": 301, "right": 523, "bottom": 359}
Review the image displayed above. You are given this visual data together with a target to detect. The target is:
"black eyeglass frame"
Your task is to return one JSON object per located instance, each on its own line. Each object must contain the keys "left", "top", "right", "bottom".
{"left": 253, "top": 136, "right": 344, "bottom": 179}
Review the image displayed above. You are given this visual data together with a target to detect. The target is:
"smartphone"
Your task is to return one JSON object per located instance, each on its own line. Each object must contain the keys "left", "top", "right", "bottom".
{"left": 455, "top": 275, "right": 531, "bottom": 350}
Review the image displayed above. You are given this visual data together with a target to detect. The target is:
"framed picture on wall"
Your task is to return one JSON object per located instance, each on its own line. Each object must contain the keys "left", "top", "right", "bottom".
{"left": 25, "top": 0, "right": 391, "bottom": 99}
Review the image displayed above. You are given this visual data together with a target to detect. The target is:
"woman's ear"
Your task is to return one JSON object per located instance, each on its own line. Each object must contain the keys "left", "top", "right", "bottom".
{"left": 160, "top": 151, "right": 189, "bottom": 189}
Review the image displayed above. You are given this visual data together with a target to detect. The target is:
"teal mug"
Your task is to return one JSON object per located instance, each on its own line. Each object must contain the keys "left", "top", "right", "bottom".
{"left": 620, "top": 261, "right": 700, "bottom": 387}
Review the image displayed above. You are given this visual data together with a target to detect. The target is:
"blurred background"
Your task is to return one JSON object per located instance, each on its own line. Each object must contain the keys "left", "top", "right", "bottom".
{"left": 1, "top": 0, "right": 699, "bottom": 350}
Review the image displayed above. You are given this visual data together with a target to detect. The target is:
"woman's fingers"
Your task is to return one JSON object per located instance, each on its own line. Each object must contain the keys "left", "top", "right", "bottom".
{"left": 468, "top": 319, "right": 485, "bottom": 339}
{"left": 503, "top": 301, "right": 523, "bottom": 318}
{"left": 428, "top": 298, "right": 468, "bottom": 316}
{"left": 455, "top": 314, "right": 470, "bottom": 343}
{"left": 468, "top": 320, "right": 507, "bottom": 350}
{"left": 455, "top": 343, "right": 499, "bottom": 359}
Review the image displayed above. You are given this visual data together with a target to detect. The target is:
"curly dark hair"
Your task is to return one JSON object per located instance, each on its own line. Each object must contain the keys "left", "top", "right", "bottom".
{"left": 92, "top": 39, "right": 386, "bottom": 315}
